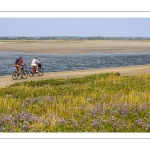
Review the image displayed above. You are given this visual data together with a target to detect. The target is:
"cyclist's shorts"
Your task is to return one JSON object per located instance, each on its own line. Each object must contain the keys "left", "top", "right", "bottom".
{"left": 31, "top": 64, "right": 36, "bottom": 67}
{"left": 15, "top": 64, "right": 20, "bottom": 67}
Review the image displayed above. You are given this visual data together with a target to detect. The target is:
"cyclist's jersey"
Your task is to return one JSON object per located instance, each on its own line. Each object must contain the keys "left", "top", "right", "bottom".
{"left": 31, "top": 58, "right": 40, "bottom": 65}
{"left": 16, "top": 58, "right": 23, "bottom": 65}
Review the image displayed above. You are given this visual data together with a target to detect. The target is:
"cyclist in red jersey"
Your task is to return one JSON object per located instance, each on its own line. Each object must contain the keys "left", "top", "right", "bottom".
{"left": 14, "top": 56, "right": 26, "bottom": 75}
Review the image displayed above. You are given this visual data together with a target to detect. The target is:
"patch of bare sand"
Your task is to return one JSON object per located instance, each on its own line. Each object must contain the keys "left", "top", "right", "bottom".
{"left": 1, "top": 64, "right": 150, "bottom": 88}
{"left": 1, "top": 40, "right": 150, "bottom": 54}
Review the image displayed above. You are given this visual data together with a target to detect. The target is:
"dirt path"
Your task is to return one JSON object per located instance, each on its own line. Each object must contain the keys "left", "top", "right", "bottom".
{"left": 1, "top": 64, "right": 150, "bottom": 88}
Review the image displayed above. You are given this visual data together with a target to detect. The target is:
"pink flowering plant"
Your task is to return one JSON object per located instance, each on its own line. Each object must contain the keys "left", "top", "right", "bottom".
{"left": 0, "top": 72, "right": 150, "bottom": 132}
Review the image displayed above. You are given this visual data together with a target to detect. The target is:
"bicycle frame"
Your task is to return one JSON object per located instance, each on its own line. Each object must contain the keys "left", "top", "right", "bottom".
{"left": 12, "top": 64, "right": 28, "bottom": 80}
{"left": 29, "top": 63, "right": 43, "bottom": 77}
{"left": 32, "top": 66, "right": 36, "bottom": 74}
{"left": 31, "top": 64, "right": 41, "bottom": 74}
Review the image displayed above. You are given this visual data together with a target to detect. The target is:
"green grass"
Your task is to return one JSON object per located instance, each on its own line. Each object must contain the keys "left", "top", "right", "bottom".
{"left": 0, "top": 72, "right": 150, "bottom": 132}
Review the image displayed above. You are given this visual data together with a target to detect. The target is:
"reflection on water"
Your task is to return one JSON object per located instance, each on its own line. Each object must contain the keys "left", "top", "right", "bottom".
{"left": 0, "top": 51, "right": 150, "bottom": 76}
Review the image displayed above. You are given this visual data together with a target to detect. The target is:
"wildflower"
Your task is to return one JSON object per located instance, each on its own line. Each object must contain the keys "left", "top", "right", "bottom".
{"left": 113, "top": 122, "right": 118, "bottom": 128}
{"left": 16, "top": 111, "right": 39, "bottom": 123}
{"left": 109, "top": 116, "right": 116, "bottom": 121}
{"left": 72, "top": 121, "right": 78, "bottom": 128}
{"left": 59, "top": 118, "right": 66, "bottom": 125}
{"left": 43, "top": 96, "right": 55, "bottom": 102}
{"left": 142, "top": 124, "right": 150, "bottom": 131}
{"left": 135, "top": 119, "right": 143, "bottom": 126}
{"left": 21, "top": 122, "right": 29, "bottom": 131}
{"left": 91, "top": 119, "right": 101, "bottom": 127}
{"left": 0, "top": 127, "right": 5, "bottom": 132}
{"left": 121, "top": 109, "right": 130, "bottom": 117}
{"left": 30, "top": 115, "right": 39, "bottom": 122}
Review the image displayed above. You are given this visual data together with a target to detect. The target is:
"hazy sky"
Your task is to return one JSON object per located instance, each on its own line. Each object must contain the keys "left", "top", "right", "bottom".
{"left": 0, "top": 18, "right": 150, "bottom": 37}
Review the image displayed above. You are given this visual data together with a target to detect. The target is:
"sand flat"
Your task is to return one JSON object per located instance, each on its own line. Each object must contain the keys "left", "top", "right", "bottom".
{"left": 0, "top": 40, "right": 150, "bottom": 54}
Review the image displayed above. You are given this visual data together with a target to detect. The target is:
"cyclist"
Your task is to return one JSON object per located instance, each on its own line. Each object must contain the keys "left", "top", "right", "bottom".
{"left": 31, "top": 56, "right": 41, "bottom": 73}
{"left": 14, "top": 56, "right": 26, "bottom": 76}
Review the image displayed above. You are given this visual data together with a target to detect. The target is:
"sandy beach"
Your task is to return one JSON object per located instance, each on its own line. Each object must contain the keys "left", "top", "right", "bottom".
{"left": 1, "top": 40, "right": 150, "bottom": 87}
{"left": 0, "top": 40, "right": 150, "bottom": 54}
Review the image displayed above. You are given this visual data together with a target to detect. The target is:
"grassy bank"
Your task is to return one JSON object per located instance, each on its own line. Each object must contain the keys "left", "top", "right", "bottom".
{"left": 0, "top": 72, "right": 150, "bottom": 132}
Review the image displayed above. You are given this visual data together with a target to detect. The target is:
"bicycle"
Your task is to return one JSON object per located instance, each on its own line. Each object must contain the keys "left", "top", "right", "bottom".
{"left": 29, "top": 63, "right": 44, "bottom": 77}
{"left": 12, "top": 64, "right": 28, "bottom": 80}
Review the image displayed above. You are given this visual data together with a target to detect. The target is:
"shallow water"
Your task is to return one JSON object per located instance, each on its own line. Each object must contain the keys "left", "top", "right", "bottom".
{"left": 0, "top": 51, "right": 150, "bottom": 76}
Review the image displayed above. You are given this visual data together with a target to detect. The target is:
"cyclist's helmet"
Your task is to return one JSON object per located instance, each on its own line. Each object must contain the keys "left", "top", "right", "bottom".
{"left": 35, "top": 56, "right": 38, "bottom": 59}
{"left": 20, "top": 56, "right": 23, "bottom": 59}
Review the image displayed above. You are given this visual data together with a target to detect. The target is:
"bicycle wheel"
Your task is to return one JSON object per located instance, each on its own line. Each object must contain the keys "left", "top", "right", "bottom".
{"left": 38, "top": 68, "right": 44, "bottom": 76}
{"left": 22, "top": 70, "right": 28, "bottom": 79}
{"left": 29, "top": 68, "right": 34, "bottom": 77}
{"left": 12, "top": 71, "right": 18, "bottom": 80}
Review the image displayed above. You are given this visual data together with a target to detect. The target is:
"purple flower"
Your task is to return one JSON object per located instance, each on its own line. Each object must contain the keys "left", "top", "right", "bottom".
{"left": 142, "top": 124, "right": 150, "bottom": 131}
{"left": 135, "top": 119, "right": 143, "bottom": 126}
{"left": 121, "top": 109, "right": 130, "bottom": 117}
{"left": 91, "top": 119, "right": 101, "bottom": 127}
{"left": 59, "top": 118, "right": 66, "bottom": 125}
{"left": 16, "top": 111, "right": 39, "bottom": 122}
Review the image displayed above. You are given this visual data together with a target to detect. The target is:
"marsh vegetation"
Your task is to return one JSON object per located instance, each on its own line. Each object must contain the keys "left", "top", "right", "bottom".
{"left": 0, "top": 72, "right": 150, "bottom": 132}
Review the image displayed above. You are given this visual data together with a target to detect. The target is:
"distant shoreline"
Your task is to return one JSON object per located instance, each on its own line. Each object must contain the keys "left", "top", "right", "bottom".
{"left": 0, "top": 40, "right": 150, "bottom": 54}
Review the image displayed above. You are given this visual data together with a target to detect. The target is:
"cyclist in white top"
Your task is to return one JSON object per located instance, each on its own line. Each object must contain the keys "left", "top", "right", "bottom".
{"left": 31, "top": 56, "right": 40, "bottom": 72}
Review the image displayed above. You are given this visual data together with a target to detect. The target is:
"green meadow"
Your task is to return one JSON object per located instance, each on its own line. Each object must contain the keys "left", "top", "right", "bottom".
{"left": 0, "top": 72, "right": 150, "bottom": 132}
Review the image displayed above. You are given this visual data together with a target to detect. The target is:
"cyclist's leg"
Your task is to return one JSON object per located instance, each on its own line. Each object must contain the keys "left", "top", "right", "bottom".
{"left": 18, "top": 65, "right": 22, "bottom": 76}
{"left": 36, "top": 64, "right": 39, "bottom": 72}
{"left": 15, "top": 64, "right": 19, "bottom": 75}
{"left": 31, "top": 64, "right": 36, "bottom": 73}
